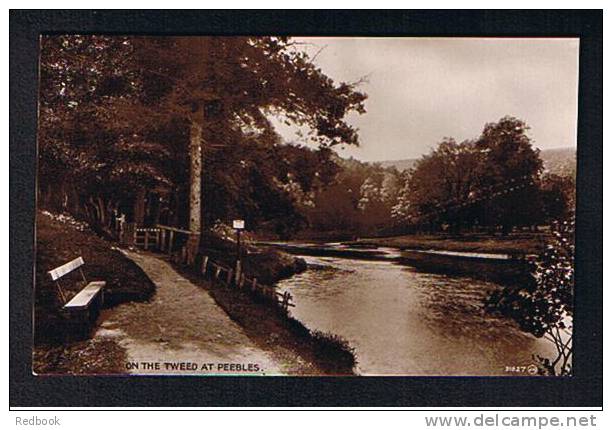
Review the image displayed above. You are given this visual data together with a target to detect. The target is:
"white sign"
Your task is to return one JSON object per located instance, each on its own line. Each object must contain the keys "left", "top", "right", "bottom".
{"left": 232, "top": 219, "right": 245, "bottom": 230}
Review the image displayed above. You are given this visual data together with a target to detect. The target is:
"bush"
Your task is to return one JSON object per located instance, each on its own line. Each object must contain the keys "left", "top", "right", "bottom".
{"left": 310, "top": 330, "right": 357, "bottom": 373}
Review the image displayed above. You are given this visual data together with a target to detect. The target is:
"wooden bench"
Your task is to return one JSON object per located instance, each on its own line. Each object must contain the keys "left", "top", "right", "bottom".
{"left": 48, "top": 257, "right": 106, "bottom": 336}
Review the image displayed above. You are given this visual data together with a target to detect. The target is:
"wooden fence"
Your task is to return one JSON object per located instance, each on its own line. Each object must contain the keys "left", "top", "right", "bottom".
{"left": 202, "top": 258, "right": 295, "bottom": 312}
{"left": 113, "top": 217, "right": 295, "bottom": 312}
{"left": 134, "top": 228, "right": 160, "bottom": 250}
{"left": 156, "top": 224, "right": 192, "bottom": 254}
{"left": 117, "top": 222, "right": 192, "bottom": 254}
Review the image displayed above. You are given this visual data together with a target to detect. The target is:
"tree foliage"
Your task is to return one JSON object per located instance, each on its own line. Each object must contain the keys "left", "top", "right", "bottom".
{"left": 475, "top": 116, "right": 544, "bottom": 232}
{"left": 38, "top": 37, "right": 574, "bottom": 241}
{"left": 38, "top": 36, "right": 367, "bottom": 231}
{"left": 392, "top": 117, "right": 549, "bottom": 234}
{"left": 487, "top": 215, "right": 575, "bottom": 375}
{"left": 393, "top": 138, "right": 483, "bottom": 230}
{"left": 306, "top": 157, "right": 401, "bottom": 236}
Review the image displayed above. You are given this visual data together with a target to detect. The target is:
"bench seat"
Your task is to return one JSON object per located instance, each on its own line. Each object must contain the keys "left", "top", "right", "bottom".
{"left": 63, "top": 281, "right": 106, "bottom": 311}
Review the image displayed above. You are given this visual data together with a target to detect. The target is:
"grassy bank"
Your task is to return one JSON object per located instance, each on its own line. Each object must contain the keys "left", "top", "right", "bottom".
{"left": 178, "top": 231, "right": 356, "bottom": 374}
{"left": 34, "top": 211, "right": 156, "bottom": 374}
{"left": 32, "top": 337, "right": 128, "bottom": 375}
{"left": 199, "top": 231, "right": 307, "bottom": 285}
{"left": 347, "top": 232, "right": 549, "bottom": 256}
{"left": 175, "top": 263, "right": 357, "bottom": 375}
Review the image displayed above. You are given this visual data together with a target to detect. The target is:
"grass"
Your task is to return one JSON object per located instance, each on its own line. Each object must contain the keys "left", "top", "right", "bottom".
{"left": 175, "top": 262, "right": 357, "bottom": 375}
{"left": 34, "top": 211, "right": 156, "bottom": 374}
{"left": 309, "top": 330, "right": 356, "bottom": 372}
{"left": 34, "top": 211, "right": 356, "bottom": 375}
{"left": 32, "top": 337, "right": 128, "bottom": 375}
{"left": 198, "top": 231, "right": 307, "bottom": 285}
{"left": 348, "top": 232, "right": 549, "bottom": 255}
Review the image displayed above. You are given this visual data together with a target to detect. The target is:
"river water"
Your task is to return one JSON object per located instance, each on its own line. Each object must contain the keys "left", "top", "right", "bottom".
{"left": 276, "top": 246, "right": 556, "bottom": 376}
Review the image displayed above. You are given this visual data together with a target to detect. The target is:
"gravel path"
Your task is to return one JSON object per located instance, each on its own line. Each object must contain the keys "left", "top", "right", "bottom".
{"left": 94, "top": 250, "right": 284, "bottom": 375}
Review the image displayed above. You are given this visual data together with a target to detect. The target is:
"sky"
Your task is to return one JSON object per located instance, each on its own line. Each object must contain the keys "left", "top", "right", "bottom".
{"left": 272, "top": 37, "right": 579, "bottom": 162}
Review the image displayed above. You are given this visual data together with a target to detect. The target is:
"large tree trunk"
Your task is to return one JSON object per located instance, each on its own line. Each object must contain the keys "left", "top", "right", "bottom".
{"left": 189, "top": 106, "right": 203, "bottom": 234}
{"left": 186, "top": 105, "right": 204, "bottom": 264}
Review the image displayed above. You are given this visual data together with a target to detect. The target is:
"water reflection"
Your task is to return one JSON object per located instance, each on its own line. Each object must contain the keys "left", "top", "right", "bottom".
{"left": 277, "top": 254, "right": 555, "bottom": 376}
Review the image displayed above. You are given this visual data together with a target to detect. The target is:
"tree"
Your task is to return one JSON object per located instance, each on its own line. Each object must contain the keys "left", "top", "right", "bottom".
{"left": 129, "top": 36, "right": 366, "bottom": 240}
{"left": 357, "top": 166, "right": 401, "bottom": 232}
{"left": 38, "top": 35, "right": 179, "bottom": 231}
{"left": 303, "top": 156, "right": 401, "bottom": 236}
{"left": 392, "top": 117, "right": 546, "bottom": 235}
{"left": 474, "top": 116, "right": 543, "bottom": 234}
{"left": 201, "top": 135, "right": 338, "bottom": 237}
{"left": 487, "top": 215, "right": 574, "bottom": 375}
{"left": 307, "top": 157, "right": 365, "bottom": 234}
{"left": 395, "top": 138, "right": 483, "bottom": 232}
{"left": 539, "top": 173, "right": 575, "bottom": 223}
{"left": 38, "top": 36, "right": 368, "bottom": 239}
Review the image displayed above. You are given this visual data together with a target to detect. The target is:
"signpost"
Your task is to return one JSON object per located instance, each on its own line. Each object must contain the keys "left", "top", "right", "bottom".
{"left": 233, "top": 219, "right": 245, "bottom": 285}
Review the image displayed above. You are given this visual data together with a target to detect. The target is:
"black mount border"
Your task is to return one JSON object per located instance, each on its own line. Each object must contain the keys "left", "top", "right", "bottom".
{"left": 9, "top": 9, "right": 603, "bottom": 408}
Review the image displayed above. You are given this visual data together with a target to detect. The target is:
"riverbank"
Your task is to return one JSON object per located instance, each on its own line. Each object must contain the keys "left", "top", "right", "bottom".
{"left": 260, "top": 238, "right": 535, "bottom": 287}
{"left": 345, "top": 232, "right": 548, "bottom": 256}
{"left": 174, "top": 259, "right": 357, "bottom": 375}
{"left": 194, "top": 235, "right": 356, "bottom": 373}
{"left": 200, "top": 231, "right": 307, "bottom": 285}
{"left": 34, "top": 211, "right": 355, "bottom": 375}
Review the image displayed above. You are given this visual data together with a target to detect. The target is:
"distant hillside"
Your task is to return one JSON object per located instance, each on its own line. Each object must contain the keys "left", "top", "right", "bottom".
{"left": 377, "top": 147, "right": 576, "bottom": 177}
{"left": 540, "top": 147, "right": 576, "bottom": 177}
{"left": 377, "top": 158, "right": 417, "bottom": 172}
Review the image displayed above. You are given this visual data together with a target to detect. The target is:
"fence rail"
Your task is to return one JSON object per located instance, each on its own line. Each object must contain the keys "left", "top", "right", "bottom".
{"left": 203, "top": 259, "right": 294, "bottom": 312}
{"left": 134, "top": 227, "right": 160, "bottom": 250}
{"left": 113, "top": 217, "right": 295, "bottom": 312}
{"left": 116, "top": 221, "right": 193, "bottom": 254}
{"left": 156, "top": 224, "right": 193, "bottom": 254}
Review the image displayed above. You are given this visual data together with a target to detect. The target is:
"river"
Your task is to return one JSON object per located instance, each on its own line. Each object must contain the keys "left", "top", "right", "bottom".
{"left": 275, "top": 244, "right": 557, "bottom": 376}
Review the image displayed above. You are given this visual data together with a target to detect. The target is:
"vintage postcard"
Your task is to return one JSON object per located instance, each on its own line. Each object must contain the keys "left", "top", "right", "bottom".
{"left": 33, "top": 36, "right": 578, "bottom": 377}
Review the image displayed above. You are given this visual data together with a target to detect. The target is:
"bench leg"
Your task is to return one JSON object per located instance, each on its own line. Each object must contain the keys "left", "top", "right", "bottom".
{"left": 91, "top": 298, "right": 102, "bottom": 323}
{"left": 62, "top": 310, "right": 88, "bottom": 340}
{"left": 61, "top": 308, "right": 91, "bottom": 340}
{"left": 62, "top": 291, "right": 105, "bottom": 340}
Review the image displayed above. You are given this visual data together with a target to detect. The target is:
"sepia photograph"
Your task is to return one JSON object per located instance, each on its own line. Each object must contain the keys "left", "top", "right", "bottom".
{"left": 33, "top": 35, "right": 578, "bottom": 378}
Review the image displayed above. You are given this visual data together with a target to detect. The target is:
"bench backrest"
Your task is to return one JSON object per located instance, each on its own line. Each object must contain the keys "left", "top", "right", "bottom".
{"left": 48, "top": 257, "right": 85, "bottom": 281}
{"left": 48, "top": 256, "right": 88, "bottom": 304}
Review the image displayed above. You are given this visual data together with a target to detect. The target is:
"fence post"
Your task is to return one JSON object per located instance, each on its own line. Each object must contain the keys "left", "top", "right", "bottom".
{"left": 181, "top": 246, "right": 187, "bottom": 264}
{"left": 168, "top": 230, "right": 174, "bottom": 254}
{"left": 201, "top": 256, "right": 209, "bottom": 275}
{"left": 126, "top": 222, "right": 135, "bottom": 246}
{"left": 144, "top": 231, "right": 149, "bottom": 250}
{"left": 160, "top": 229, "right": 166, "bottom": 252}
{"left": 235, "top": 260, "right": 242, "bottom": 286}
